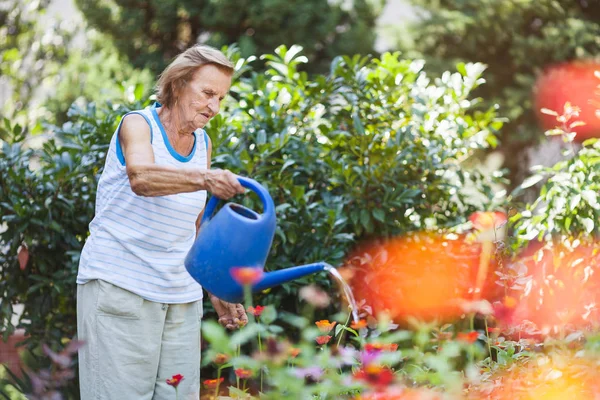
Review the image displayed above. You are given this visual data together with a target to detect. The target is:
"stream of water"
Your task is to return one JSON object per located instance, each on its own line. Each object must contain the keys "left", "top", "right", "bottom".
{"left": 323, "top": 263, "right": 360, "bottom": 323}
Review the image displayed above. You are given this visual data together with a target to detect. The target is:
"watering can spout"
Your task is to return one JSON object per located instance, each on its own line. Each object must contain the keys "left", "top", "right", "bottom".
{"left": 253, "top": 262, "right": 328, "bottom": 292}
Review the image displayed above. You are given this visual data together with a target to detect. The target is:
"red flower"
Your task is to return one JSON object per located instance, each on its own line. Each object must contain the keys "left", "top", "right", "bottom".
{"left": 230, "top": 266, "right": 264, "bottom": 286}
{"left": 316, "top": 335, "right": 332, "bottom": 345}
{"left": 469, "top": 211, "right": 507, "bottom": 231}
{"left": 457, "top": 331, "right": 479, "bottom": 344}
{"left": 234, "top": 368, "right": 253, "bottom": 379}
{"left": 203, "top": 377, "right": 224, "bottom": 389}
{"left": 353, "top": 364, "right": 395, "bottom": 388}
{"left": 315, "top": 320, "right": 337, "bottom": 333}
{"left": 351, "top": 319, "right": 368, "bottom": 330}
{"left": 364, "top": 343, "right": 398, "bottom": 353}
{"left": 166, "top": 374, "right": 184, "bottom": 388}
{"left": 247, "top": 305, "right": 265, "bottom": 316}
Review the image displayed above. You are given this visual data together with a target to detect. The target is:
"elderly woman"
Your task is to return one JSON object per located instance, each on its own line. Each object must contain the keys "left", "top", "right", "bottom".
{"left": 76, "top": 45, "right": 248, "bottom": 399}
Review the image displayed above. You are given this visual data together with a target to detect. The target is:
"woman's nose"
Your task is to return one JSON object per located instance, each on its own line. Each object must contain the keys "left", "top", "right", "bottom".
{"left": 208, "top": 98, "right": 220, "bottom": 114}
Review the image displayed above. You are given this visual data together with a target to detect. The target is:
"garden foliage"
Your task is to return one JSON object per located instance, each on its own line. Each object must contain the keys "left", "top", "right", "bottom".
{"left": 0, "top": 46, "right": 502, "bottom": 396}
{"left": 75, "top": 0, "right": 380, "bottom": 74}
{"left": 400, "top": 0, "right": 600, "bottom": 180}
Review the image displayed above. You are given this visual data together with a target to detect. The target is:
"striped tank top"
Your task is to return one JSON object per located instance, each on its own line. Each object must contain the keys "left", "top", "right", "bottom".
{"left": 76, "top": 103, "right": 207, "bottom": 303}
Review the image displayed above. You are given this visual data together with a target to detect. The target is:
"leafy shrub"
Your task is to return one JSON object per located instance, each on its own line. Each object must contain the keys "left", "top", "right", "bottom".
{"left": 212, "top": 45, "right": 504, "bottom": 307}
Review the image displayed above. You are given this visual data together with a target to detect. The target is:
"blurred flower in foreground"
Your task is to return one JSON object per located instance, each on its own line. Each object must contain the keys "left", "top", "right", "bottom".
{"left": 358, "top": 386, "right": 443, "bottom": 400}
{"left": 477, "top": 354, "right": 600, "bottom": 400}
{"left": 213, "top": 353, "right": 230, "bottom": 365}
{"left": 351, "top": 319, "right": 368, "bottom": 330}
{"left": 364, "top": 343, "right": 398, "bottom": 353}
{"left": 353, "top": 364, "right": 395, "bottom": 388}
{"left": 234, "top": 368, "right": 253, "bottom": 379}
{"left": 315, "top": 320, "right": 337, "bottom": 333}
{"left": 316, "top": 335, "right": 332, "bottom": 345}
{"left": 457, "top": 331, "right": 479, "bottom": 344}
{"left": 507, "top": 240, "right": 600, "bottom": 331}
{"left": 230, "top": 266, "right": 264, "bottom": 286}
{"left": 345, "top": 232, "right": 499, "bottom": 321}
{"left": 293, "top": 366, "right": 324, "bottom": 382}
{"left": 247, "top": 305, "right": 264, "bottom": 316}
{"left": 203, "top": 377, "right": 223, "bottom": 389}
{"left": 299, "top": 284, "right": 331, "bottom": 308}
{"left": 289, "top": 347, "right": 301, "bottom": 358}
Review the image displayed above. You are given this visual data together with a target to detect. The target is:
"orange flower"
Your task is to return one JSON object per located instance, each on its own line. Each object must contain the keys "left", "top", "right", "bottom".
{"left": 315, "top": 320, "right": 337, "bottom": 333}
{"left": 353, "top": 364, "right": 395, "bottom": 388}
{"left": 247, "top": 305, "right": 265, "bottom": 316}
{"left": 364, "top": 343, "right": 398, "bottom": 353}
{"left": 351, "top": 319, "right": 368, "bottom": 330}
{"left": 230, "top": 266, "right": 264, "bottom": 286}
{"left": 213, "top": 353, "right": 230, "bottom": 365}
{"left": 289, "top": 347, "right": 301, "bottom": 358}
{"left": 316, "top": 335, "right": 332, "bottom": 345}
{"left": 203, "top": 377, "right": 224, "bottom": 389}
{"left": 457, "top": 331, "right": 479, "bottom": 343}
{"left": 166, "top": 374, "right": 184, "bottom": 388}
{"left": 503, "top": 296, "right": 517, "bottom": 308}
{"left": 234, "top": 368, "right": 253, "bottom": 379}
{"left": 469, "top": 211, "right": 507, "bottom": 231}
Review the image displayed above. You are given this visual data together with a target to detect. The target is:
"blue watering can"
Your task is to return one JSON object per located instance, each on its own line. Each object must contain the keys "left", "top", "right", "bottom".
{"left": 184, "top": 177, "right": 327, "bottom": 303}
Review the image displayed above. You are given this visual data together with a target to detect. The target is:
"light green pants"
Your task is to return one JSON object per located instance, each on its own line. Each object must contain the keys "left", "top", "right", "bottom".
{"left": 76, "top": 280, "right": 203, "bottom": 400}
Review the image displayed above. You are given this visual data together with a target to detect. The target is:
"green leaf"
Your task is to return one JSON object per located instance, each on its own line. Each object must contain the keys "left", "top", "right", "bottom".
{"left": 352, "top": 114, "right": 365, "bottom": 135}
{"left": 230, "top": 323, "right": 264, "bottom": 348}
{"left": 520, "top": 175, "right": 544, "bottom": 189}
{"left": 260, "top": 305, "right": 277, "bottom": 325}
{"left": 372, "top": 208, "right": 385, "bottom": 222}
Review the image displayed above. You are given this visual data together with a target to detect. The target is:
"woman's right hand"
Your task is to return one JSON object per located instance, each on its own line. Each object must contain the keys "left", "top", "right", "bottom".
{"left": 204, "top": 169, "right": 245, "bottom": 199}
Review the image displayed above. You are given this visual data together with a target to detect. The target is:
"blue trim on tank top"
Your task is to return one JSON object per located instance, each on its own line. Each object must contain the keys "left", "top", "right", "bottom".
{"left": 115, "top": 111, "right": 153, "bottom": 166}
{"left": 151, "top": 102, "right": 197, "bottom": 163}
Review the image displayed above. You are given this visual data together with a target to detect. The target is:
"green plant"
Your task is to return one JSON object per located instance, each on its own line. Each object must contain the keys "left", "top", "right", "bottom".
{"left": 211, "top": 45, "right": 505, "bottom": 310}
{"left": 75, "top": 0, "right": 382, "bottom": 74}
{"left": 397, "top": 0, "right": 600, "bottom": 184}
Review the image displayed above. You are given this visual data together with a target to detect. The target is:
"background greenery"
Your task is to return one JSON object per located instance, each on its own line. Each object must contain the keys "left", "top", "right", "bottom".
{"left": 397, "top": 0, "right": 600, "bottom": 184}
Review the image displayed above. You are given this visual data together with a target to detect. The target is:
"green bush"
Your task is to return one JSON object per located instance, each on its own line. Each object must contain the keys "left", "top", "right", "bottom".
{"left": 212, "top": 46, "right": 505, "bottom": 306}
{"left": 0, "top": 46, "right": 503, "bottom": 396}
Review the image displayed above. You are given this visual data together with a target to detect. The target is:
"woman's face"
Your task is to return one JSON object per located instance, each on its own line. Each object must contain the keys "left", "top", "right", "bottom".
{"left": 178, "top": 64, "right": 232, "bottom": 130}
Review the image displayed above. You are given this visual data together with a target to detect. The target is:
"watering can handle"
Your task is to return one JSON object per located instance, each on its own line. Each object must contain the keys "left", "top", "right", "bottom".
{"left": 200, "top": 176, "right": 274, "bottom": 226}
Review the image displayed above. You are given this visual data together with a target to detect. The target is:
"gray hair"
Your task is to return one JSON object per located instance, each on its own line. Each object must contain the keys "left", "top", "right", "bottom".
{"left": 156, "top": 45, "right": 234, "bottom": 108}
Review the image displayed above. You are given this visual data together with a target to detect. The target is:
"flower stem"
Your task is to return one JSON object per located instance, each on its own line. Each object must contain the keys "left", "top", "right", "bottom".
{"left": 215, "top": 368, "right": 222, "bottom": 399}
{"left": 484, "top": 317, "right": 492, "bottom": 361}
{"left": 336, "top": 313, "right": 351, "bottom": 347}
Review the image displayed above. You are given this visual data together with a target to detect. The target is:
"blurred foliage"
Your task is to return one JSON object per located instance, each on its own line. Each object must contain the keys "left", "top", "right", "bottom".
{"left": 511, "top": 102, "right": 600, "bottom": 248}
{"left": 0, "top": 0, "right": 75, "bottom": 132}
{"left": 0, "top": 0, "right": 153, "bottom": 132}
{"left": 398, "top": 0, "right": 600, "bottom": 182}
{"left": 75, "top": 0, "right": 382, "bottom": 74}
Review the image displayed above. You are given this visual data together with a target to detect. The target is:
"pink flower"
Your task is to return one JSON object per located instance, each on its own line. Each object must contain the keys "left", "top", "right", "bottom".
{"left": 230, "top": 266, "right": 264, "bottom": 286}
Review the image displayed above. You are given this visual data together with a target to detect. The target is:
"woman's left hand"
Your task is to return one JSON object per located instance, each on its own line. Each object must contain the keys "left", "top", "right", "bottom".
{"left": 209, "top": 294, "right": 248, "bottom": 330}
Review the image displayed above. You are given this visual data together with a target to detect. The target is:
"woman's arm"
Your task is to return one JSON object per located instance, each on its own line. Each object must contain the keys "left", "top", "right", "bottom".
{"left": 120, "top": 113, "right": 242, "bottom": 198}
